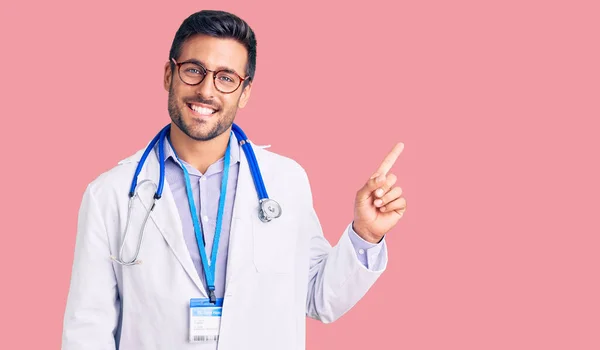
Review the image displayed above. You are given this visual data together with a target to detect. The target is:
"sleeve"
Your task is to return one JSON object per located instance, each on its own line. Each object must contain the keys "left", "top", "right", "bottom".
{"left": 302, "top": 170, "right": 388, "bottom": 324}
{"left": 62, "top": 185, "right": 120, "bottom": 350}
{"left": 347, "top": 224, "right": 387, "bottom": 271}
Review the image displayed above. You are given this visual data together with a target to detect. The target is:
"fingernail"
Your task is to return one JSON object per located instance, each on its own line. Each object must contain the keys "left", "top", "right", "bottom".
{"left": 376, "top": 189, "right": 384, "bottom": 197}
{"left": 374, "top": 199, "right": 382, "bottom": 207}
{"left": 380, "top": 206, "right": 386, "bottom": 212}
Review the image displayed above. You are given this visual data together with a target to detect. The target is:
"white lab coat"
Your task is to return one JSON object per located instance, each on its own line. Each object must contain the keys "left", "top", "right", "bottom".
{"left": 62, "top": 140, "right": 388, "bottom": 350}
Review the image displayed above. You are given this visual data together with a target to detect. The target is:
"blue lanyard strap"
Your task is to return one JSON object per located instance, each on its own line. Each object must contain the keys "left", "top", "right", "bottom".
{"left": 168, "top": 132, "right": 232, "bottom": 304}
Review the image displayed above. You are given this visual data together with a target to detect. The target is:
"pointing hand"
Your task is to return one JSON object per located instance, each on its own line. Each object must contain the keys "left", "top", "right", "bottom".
{"left": 353, "top": 142, "right": 407, "bottom": 243}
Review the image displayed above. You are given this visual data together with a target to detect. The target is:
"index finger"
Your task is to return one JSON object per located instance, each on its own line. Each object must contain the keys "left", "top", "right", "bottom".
{"left": 374, "top": 142, "right": 404, "bottom": 176}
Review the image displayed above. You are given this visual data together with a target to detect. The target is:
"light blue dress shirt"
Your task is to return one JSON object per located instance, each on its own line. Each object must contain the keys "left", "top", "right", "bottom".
{"left": 161, "top": 133, "right": 384, "bottom": 298}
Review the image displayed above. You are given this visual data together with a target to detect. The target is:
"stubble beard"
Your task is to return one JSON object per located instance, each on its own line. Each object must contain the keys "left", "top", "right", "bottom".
{"left": 167, "top": 84, "right": 236, "bottom": 142}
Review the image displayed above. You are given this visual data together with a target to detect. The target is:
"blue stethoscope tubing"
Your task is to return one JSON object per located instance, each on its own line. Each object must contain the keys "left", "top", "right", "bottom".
{"left": 111, "top": 123, "right": 282, "bottom": 268}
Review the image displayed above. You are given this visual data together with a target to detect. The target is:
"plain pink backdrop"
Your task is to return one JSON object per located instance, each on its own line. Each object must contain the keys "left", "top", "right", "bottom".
{"left": 1, "top": 0, "right": 599, "bottom": 349}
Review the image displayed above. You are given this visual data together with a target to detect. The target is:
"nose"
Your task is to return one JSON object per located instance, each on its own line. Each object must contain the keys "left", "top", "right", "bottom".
{"left": 194, "top": 72, "right": 217, "bottom": 98}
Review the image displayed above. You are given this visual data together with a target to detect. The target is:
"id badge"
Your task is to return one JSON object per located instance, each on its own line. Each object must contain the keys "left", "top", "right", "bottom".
{"left": 189, "top": 298, "right": 223, "bottom": 343}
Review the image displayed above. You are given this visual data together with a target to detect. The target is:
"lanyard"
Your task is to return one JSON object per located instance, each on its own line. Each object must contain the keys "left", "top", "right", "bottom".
{"left": 168, "top": 132, "right": 232, "bottom": 304}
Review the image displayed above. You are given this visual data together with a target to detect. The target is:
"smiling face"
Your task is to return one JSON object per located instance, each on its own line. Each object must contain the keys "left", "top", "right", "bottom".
{"left": 164, "top": 34, "right": 252, "bottom": 141}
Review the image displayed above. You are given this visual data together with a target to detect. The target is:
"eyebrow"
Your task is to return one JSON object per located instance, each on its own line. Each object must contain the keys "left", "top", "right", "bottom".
{"left": 182, "top": 58, "right": 240, "bottom": 76}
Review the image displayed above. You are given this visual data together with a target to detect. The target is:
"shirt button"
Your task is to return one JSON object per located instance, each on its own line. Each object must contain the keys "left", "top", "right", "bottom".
{"left": 201, "top": 177, "right": 206, "bottom": 181}
{"left": 358, "top": 249, "right": 365, "bottom": 255}
{"left": 203, "top": 215, "right": 209, "bottom": 222}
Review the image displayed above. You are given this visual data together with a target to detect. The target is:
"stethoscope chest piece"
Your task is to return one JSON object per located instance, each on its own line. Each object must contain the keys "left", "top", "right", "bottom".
{"left": 259, "top": 198, "right": 282, "bottom": 222}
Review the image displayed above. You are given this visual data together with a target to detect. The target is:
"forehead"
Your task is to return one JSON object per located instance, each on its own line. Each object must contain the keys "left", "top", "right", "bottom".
{"left": 178, "top": 34, "right": 248, "bottom": 74}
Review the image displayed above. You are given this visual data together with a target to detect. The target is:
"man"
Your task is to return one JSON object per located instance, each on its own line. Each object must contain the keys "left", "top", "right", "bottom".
{"left": 62, "top": 9, "right": 407, "bottom": 350}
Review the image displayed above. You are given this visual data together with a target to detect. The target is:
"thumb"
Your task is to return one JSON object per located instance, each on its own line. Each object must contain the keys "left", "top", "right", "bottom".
{"left": 356, "top": 173, "right": 386, "bottom": 203}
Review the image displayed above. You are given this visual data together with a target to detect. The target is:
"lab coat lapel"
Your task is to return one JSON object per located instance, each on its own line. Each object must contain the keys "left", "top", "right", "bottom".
{"left": 224, "top": 142, "right": 258, "bottom": 295}
{"left": 141, "top": 149, "right": 207, "bottom": 296}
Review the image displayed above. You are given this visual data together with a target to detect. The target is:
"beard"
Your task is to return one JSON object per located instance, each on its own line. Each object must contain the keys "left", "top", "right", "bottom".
{"left": 167, "top": 84, "right": 236, "bottom": 141}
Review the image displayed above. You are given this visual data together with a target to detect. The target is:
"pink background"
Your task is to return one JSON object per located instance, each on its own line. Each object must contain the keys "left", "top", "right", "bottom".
{"left": 1, "top": 0, "right": 599, "bottom": 349}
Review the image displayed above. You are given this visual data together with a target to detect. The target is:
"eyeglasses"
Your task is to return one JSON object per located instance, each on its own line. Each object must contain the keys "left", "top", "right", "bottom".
{"left": 171, "top": 58, "right": 249, "bottom": 94}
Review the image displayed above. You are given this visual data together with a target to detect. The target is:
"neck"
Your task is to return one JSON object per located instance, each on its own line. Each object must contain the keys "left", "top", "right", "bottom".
{"left": 169, "top": 123, "right": 231, "bottom": 174}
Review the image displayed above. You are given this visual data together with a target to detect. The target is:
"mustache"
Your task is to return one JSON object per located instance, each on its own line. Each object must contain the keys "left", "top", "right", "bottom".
{"left": 185, "top": 97, "right": 220, "bottom": 110}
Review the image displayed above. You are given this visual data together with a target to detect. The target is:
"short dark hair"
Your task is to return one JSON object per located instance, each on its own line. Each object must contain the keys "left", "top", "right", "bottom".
{"left": 169, "top": 10, "right": 257, "bottom": 87}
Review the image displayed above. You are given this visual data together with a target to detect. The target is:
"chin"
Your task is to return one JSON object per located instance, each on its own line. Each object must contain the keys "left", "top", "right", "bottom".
{"left": 180, "top": 119, "right": 224, "bottom": 141}
{"left": 184, "top": 124, "right": 217, "bottom": 141}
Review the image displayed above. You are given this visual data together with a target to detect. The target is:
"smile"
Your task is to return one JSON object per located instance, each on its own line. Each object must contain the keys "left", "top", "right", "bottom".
{"left": 187, "top": 103, "right": 217, "bottom": 116}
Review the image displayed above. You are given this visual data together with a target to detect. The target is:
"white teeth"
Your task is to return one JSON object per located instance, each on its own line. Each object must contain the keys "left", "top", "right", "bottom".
{"left": 190, "top": 104, "right": 215, "bottom": 115}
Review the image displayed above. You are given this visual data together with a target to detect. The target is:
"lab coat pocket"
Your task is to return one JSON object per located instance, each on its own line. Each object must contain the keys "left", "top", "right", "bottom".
{"left": 252, "top": 215, "right": 298, "bottom": 274}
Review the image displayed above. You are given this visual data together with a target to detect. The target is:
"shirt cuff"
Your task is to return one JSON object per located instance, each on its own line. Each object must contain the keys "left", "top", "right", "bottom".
{"left": 347, "top": 223, "right": 386, "bottom": 270}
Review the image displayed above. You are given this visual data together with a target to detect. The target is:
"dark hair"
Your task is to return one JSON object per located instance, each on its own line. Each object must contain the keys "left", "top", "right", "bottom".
{"left": 169, "top": 10, "right": 257, "bottom": 87}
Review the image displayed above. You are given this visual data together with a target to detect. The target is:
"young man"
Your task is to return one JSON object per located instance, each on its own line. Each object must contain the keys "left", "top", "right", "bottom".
{"left": 62, "top": 10, "right": 407, "bottom": 350}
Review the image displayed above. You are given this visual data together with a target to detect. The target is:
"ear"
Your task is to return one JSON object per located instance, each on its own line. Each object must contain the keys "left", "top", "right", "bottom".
{"left": 164, "top": 61, "right": 173, "bottom": 91}
{"left": 237, "top": 82, "right": 253, "bottom": 109}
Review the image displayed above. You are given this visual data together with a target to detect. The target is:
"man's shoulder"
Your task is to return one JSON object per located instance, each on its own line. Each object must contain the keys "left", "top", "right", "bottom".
{"left": 84, "top": 148, "right": 146, "bottom": 197}
{"left": 251, "top": 143, "right": 314, "bottom": 198}
{"left": 252, "top": 143, "right": 307, "bottom": 177}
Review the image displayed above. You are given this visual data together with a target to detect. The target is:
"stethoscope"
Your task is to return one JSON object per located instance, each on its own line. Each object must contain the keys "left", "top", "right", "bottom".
{"left": 110, "top": 123, "right": 282, "bottom": 266}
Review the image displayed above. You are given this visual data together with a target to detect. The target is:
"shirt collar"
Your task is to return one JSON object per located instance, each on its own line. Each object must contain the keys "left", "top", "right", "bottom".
{"left": 161, "top": 130, "right": 241, "bottom": 176}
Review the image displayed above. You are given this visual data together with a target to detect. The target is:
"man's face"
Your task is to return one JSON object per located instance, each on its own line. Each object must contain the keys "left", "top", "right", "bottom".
{"left": 164, "top": 34, "right": 252, "bottom": 141}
